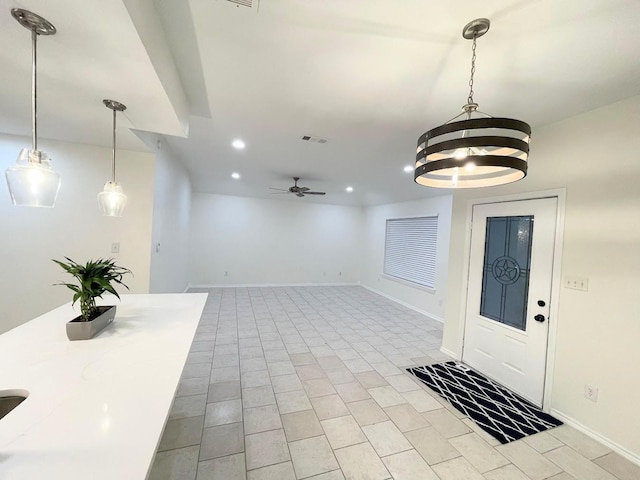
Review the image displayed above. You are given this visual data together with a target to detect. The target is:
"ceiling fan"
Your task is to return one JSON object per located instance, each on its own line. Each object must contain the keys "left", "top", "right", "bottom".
{"left": 269, "top": 177, "right": 326, "bottom": 197}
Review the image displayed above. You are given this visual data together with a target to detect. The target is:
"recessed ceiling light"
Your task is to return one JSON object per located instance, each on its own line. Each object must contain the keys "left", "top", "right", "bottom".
{"left": 232, "top": 139, "right": 245, "bottom": 150}
{"left": 403, "top": 165, "right": 414, "bottom": 173}
{"left": 346, "top": 186, "right": 353, "bottom": 193}
{"left": 231, "top": 172, "right": 240, "bottom": 179}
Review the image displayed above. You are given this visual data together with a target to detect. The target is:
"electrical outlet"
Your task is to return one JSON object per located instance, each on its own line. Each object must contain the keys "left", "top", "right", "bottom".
{"left": 584, "top": 384, "right": 599, "bottom": 402}
{"left": 564, "top": 276, "right": 589, "bottom": 291}
{"left": 111, "top": 242, "right": 120, "bottom": 254}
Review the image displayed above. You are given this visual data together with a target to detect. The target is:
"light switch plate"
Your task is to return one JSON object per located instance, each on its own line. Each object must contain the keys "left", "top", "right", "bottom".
{"left": 564, "top": 276, "right": 588, "bottom": 291}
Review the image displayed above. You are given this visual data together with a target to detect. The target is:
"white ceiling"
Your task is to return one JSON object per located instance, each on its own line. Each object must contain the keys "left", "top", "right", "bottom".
{"left": 2, "top": 0, "right": 639, "bottom": 206}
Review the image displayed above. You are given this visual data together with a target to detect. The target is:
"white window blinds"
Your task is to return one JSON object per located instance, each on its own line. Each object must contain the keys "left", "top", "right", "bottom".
{"left": 383, "top": 216, "right": 438, "bottom": 289}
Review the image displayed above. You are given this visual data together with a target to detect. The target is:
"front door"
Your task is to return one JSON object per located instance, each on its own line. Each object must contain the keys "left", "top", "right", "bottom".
{"left": 463, "top": 197, "right": 557, "bottom": 406}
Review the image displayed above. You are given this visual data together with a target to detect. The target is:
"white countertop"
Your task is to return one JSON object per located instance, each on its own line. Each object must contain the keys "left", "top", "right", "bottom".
{"left": 0, "top": 293, "right": 207, "bottom": 480}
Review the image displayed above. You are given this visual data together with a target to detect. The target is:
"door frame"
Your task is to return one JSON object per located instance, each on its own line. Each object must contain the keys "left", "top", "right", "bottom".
{"left": 456, "top": 188, "right": 566, "bottom": 412}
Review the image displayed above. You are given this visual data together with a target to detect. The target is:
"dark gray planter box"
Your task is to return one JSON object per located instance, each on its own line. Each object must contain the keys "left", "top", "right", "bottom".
{"left": 66, "top": 306, "right": 116, "bottom": 341}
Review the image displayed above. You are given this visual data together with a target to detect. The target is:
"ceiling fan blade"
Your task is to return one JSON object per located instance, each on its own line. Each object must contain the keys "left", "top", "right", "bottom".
{"left": 269, "top": 192, "right": 290, "bottom": 194}
{"left": 269, "top": 187, "right": 289, "bottom": 191}
{"left": 299, "top": 186, "right": 310, "bottom": 192}
{"left": 304, "top": 191, "right": 326, "bottom": 195}
{"left": 296, "top": 192, "right": 305, "bottom": 197}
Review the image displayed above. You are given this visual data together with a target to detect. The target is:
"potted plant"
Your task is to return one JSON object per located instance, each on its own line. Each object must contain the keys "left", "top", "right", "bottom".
{"left": 53, "top": 257, "right": 132, "bottom": 341}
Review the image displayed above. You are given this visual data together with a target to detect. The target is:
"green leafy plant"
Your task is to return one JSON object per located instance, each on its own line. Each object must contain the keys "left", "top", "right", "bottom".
{"left": 53, "top": 257, "right": 132, "bottom": 321}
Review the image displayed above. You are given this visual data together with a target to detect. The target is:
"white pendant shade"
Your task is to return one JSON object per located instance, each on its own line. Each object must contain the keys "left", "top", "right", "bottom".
{"left": 5, "top": 148, "right": 61, "bottom": 207}
{"left": 97, "top": 181, "right": 127, "bottom": 217}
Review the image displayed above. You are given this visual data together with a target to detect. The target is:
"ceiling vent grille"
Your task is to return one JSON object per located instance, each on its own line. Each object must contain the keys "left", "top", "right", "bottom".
{"left": 301, "top": 135, "right": 328, "bottom": 144}
{"left": 227, "top": 0, "right": 253, "bottom": 7}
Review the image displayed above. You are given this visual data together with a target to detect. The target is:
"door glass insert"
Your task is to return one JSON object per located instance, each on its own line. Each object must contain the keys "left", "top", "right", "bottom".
{"left": 480, "top": 215, "right": 534, "bottom": 330}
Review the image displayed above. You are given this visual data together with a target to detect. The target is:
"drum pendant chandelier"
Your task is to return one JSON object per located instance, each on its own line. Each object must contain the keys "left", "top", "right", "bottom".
{"left": 415, "top": 18, "right": 531, "bottom": 188}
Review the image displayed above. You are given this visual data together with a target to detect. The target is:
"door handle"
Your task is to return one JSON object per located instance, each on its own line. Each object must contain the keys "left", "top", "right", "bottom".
{"left": 534, "top": 314, "right": 545, "bottom": 323}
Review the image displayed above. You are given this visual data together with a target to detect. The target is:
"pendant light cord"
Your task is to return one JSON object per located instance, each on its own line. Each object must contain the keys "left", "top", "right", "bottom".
{"left": 31, "top": 29, "right": 38, "bottom": 153}
{"left": 111, "top": 108, "right": 117, "bottom": 183}
{"left": 468, "top": 34, "right": 477, "bottom": 107}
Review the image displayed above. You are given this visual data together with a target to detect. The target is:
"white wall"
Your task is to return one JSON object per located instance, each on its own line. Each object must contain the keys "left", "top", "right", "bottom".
{"left": 442, "top": 96, "right": 640, "bottom": 459}
{"left": 189, "top": 193, "right": 362, "bottom": 285}
{"left": 0, "top": 133, "right": 155, "bottom": 334}
{"left": 361, "top": 195, "right": 453, "bottom": 321}
{"left": 149, "top": 138, "right": 192, "bottom": 293}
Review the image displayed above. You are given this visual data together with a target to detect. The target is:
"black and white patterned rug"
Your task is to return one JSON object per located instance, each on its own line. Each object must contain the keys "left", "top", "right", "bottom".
{"left": 407, "top": 361, "right": 562, "bottom": 444}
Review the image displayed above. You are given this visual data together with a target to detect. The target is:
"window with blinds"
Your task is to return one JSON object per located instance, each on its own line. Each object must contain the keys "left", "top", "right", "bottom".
{"left": 383, "top": 216, "right": 438, "bottom": 289}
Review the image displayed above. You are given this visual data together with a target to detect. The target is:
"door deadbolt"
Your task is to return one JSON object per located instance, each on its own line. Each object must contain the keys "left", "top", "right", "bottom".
{"left": 534, "top": 314, "right": 545, "bottom": 322}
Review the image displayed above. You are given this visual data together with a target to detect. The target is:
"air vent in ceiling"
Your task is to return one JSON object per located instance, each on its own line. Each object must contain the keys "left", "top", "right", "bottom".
{"left": 301, "top": 135, "right": 328, "bottom": 144}
{"left": 227, "top": 0, "right": 253, "bottom": 7}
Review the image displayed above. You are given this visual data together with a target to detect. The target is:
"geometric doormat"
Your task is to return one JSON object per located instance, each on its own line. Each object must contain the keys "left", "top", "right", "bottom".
{"left": 406, "top": 361, "right": 562, "bottom": 444}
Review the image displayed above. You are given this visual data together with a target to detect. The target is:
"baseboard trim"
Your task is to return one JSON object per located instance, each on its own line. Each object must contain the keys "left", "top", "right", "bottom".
{"left": 360, "top": 285, "right": 444, "bottom": 323}
{"left": 440, "top": 346, "right": 459, "bottom": 360}
{"left": 187, "top": 282, "right": 360, "bottom": 289}
{"left": 550, "top": 408, "right": 640, "bottom": 467}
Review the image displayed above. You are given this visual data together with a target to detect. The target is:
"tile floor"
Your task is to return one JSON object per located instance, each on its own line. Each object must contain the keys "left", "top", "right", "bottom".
{"left": 149, "top": 286, "right": 639, "bottom": 480}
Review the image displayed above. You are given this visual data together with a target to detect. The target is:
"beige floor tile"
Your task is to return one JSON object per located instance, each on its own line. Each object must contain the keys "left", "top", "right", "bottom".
{"left": 545, "top": 446, "right": 616, "bottom": 480}
{"left": 548, "top": 425, "right": 611, "bottom": 459}
{"left": 244, "top": 404, "right": 283, "bottom": 434}
{"left": 546, "top": 473, "right": 576, "bottom": 480}
{"left": 159, "top": 416, "right": 204, "bottom": 451}
{"left": 200, "top": 422, "right": 244, "bottom": 461}
{"left": 362, "top": 420, "right": 413, "bottom": 456}
{"left": 370, "top": 361, "right": 402, "bottom": 377}
{"left": 405, "top": 426, "right": 461, "bottom": 465}
{"left": 303, "top": 378, "right": 337, "bottom": 398}
{"left": 297, "top": 364, "right": 328, "bottom": 380}
{"left": 327, "top": 369, "right": 357, "bottom": 385}
{"left": 594, "top": 452, "right": 640, "bottom": 480}
{"left": 276, "top": 390, "right": 313, "bottom": 414}
{"left": 149, "top": 445, "right": 199, "bottom": 480}
{"left": 247, "top": 461, "right": 296, "bottom": 480}
{"left": 344, "top": 358, "right": 375, "bottom": 373}
{"left": 334, "top": 442, "right": 391, "bottom": 480}
{"left": 335, "top": 382, "right": 370, "bottom": 403}
{"left": 178, "top": 377, "right": 210, "bottom": 397}
{"left": 460, "top": 418, "right": 502, "bottom": 447}
{"left": 210, "top": 366, "right": 240, "bottom": 384}
{"left": 355, "top": 371, "right": 388, "bottom": 388}
{"left": 289, "top": 435, "right": 340, "bottom": 478}
{"left": 448, "top": 432, "right": 510, "bottom": 473}
{"left": 385, "top": 374, "right": 422, "bottom": 393}
{"left": 368, "top": 386, "right": 407, "bottom": 408}
{"left": 264, "top": 349, "right": 291, "bottom": 363}
{"left": 245, "top": 429, "right": 291, "bottom": 470}
{"left": 422, "top": 408, "right": 470, "bottom": 438}
{"left": 431, "top": 457, "right": 485, "bottom": 480}
{"left": 268, "top": 361, "right": 296, "bottom": 376}
{"left": 312, "top": 394, "right": 350, "bottom": 420}
{"left": 205, "top": 399, "right": 242, "bottom": 427}
{"left": 347, "top": 399, "right": 389, "bottom": 426}
{"left": 290, "top": 352, "right": 317, "bottom": 366}
{"left": 307, "top": 471, "right": 345, "bottom": 480}
{"left": 384, "top": 403, "right": 429, "bottom": 432}
{"left": 240, "top": 357, "right": 268, "bottom": 373}
{"left": 196, "top": 453, "right": 246, "bottom": 480}
{"left": 318, "top": 355, "right": 346, "bottom": 371}
{"left": 208, "top": 381, "right": 241, "bottom": 403}
{"left": 242, "top": 370, "right": 272, "bottom": 388}
{"left": 321, "top": 415, "right": 367, "bottom": 449}
{"left": 483, "top": 464, "right": 532, "bottom": 480}
{"left": 272, "top": 374, "right": 304, "bottom": 393}
{"left": 496, "top": 440, "right": 562, "bottom": 480}
{"left": 381, "top": 449, "right": 439, "bottom": 480}
{"left": 523, "top": 430, "right": 565, "bottom": 453}
{"left": 242, "top": 385, "right": 276, "bottom": 408}
{"left": 281, "top": 409, "right": 324, "bottom": 442}
{"left": 170, "top": 394, "right": 207, "bottom": 420}
{"left": 401, "top": 390, "right": 442, "bottom": 413}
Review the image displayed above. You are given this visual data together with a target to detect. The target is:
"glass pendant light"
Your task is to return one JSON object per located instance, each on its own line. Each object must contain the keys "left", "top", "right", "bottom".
{"left": 5, "top": 9, "right": 61, "bottom": 207}
{"left": 98, "top": 100, "right": 128, "bottom": 217}
{"left": 415, "top": 18, "right": 531, "bottom": 188}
